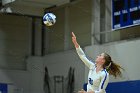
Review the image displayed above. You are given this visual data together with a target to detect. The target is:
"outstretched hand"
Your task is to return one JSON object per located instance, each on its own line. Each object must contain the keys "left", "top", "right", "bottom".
{"left": 72, "top": 32, "right": 76, "bottom": 37}
{"left": 72, "top": 32, "right": 76, "bottom": 43}
{"left": 72, "top": 32, "right": 79, "bottom": 48}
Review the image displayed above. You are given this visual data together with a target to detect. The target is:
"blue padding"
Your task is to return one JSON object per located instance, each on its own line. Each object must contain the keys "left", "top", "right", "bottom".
{"left": 106, "top": 80, "right": 140, "bottom": 93}
{"left": 0, "top": 83, "right": 7, "bottom": 93}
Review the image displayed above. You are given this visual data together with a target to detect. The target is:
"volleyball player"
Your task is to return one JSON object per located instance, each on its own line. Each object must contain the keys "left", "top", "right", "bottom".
{"left": 72, "top": 32, "right": 123, "bottom": 93}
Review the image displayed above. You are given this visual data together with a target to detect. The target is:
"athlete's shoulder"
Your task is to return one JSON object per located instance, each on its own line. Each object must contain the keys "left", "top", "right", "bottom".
{"left": 101, "top": 69, "right": 109, "bottom": 77}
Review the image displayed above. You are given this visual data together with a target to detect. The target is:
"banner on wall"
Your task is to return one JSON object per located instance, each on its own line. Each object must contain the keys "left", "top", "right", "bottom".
{"left": 0, "top": 83, "right": 7, "bottom": 93}
{"left": 112, "top": 0, "right": 140, "bottom": 30}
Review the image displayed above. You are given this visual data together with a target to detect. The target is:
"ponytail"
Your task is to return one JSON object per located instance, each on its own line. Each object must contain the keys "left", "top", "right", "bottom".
{"left": 107, "top": 61, "right": 123, "bottom": 78}
{"left": 103, "top": 53, "right": 124, "bottom": 78}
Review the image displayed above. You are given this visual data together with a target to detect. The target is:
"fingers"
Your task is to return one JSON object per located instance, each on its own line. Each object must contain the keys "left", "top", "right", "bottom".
{"left": 72, "top": 32, "right": 76, "bottom": 37}
{"left": 71, "top": 31, "right": 79, "bottom": 48}
{"left": 72, "top": 32, "right": 76, "bottom": 41}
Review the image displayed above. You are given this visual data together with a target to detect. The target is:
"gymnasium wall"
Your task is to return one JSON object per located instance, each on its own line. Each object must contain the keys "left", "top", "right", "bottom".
{"left": 0, "top": 14, "right": 31, "bottom": 70}
{"left": 10, "top": 4, "right": 44, "bottom": 16}
{"left": 0, "top": 14, "right": 31, "bottom": 93}
{"left": 0, "top": 0, "right": 92, "bottom": 93}
{"left": 43, "top": 50, "right": 85, "bottom": 93}
{"left": 0, "top": 8, "right": 43, "bottom": 93}
{"left": 0, "top": 69, "right": 30, "bottom": 93}
{"left": 46, "top": 0, "right": 92, "bottom": 53}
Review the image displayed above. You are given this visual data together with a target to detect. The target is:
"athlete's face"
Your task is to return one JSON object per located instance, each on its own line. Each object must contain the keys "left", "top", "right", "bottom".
{"left": 95, "top": 53, "right": 105, "bottom": 65}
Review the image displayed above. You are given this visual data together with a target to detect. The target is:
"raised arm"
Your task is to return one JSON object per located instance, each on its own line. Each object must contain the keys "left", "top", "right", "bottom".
{"left": 72, "top": 32, "right": 79, "bottom": 48}
{"left": 72, "top": 32, "right": 95, "bottom": 69}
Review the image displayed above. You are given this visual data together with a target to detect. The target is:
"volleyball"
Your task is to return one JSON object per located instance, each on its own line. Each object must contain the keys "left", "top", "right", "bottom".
{"left": 43, "top": 13, "right": 56, "bottom": 26}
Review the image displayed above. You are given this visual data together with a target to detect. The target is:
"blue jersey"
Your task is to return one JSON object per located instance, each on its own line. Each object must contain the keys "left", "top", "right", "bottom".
{"left": 76, "top": 47, "right": 109, "bottom": 93}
